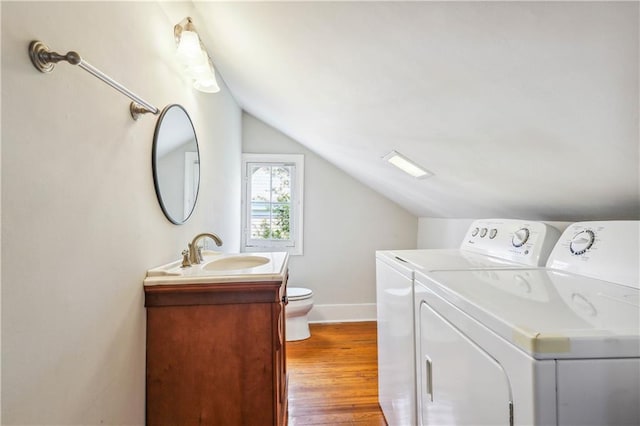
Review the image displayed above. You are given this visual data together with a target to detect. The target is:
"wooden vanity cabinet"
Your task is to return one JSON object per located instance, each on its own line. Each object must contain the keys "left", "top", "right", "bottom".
{"left": 144, "top": 275, "right": 288, "bottom": 426}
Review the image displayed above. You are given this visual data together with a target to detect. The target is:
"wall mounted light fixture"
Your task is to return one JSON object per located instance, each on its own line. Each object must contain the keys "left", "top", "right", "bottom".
{"left": 383, "top": 150, "right": 433, "bottom": 179}
{"left": 174, "top": 17, "right": 220, "bottom": 93}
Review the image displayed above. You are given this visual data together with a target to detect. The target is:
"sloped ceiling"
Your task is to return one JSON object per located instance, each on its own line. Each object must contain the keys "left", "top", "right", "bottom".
{"left": 193, "top": 1, "right": 639, "bottom": 220}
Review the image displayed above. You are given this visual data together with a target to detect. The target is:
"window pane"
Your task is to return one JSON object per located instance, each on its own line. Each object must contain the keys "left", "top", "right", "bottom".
{"left": 251, "top": 204, "right": 291, "bottom": 240}
{"left": 250, "top": 216, "right": 272, "bottom": 240}
{"left": 270, "top": 203, "right": 290, "bottom": 240}
{"left": 271, "top": 166, "right": 291, "bottom": 203}
{"left": 248, "top": 163, "right": 293, "bottom": 241}
{"left": 250, "top": 165, "right": 271, "bottom": 202}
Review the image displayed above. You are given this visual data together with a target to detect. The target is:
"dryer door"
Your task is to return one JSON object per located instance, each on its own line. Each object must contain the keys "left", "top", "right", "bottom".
{"left": 418, "top": 300, "right": 513, "bottom": 426}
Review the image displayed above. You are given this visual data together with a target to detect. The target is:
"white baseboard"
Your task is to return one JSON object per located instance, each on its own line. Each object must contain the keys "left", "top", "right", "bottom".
{"left": 308, "top": 303, "right": 377, "bottom": 323}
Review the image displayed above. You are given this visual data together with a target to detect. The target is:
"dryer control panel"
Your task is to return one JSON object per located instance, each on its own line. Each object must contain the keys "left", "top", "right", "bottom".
{"left": 460, "top": 219, "right": 561, "bottom": 266}
{"left": 547, "top": 221, "right": 640, "bottom": 289}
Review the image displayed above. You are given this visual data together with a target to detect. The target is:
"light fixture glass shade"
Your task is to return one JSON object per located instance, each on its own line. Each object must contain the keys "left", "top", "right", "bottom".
{"left": 193, "top": 76, "right": 220, "bottom": 93}
{"left": 175, "top": 17, "right": 220, "bottom": 94}
{"left": 176, "top": 30, "right": 202, "bottom": 64}
{"left": 184, "top": 50, "right": 210, "bottom": 78}
{"left": 383, "top": 151, "right": 433, "bottom": 179}
{"left": 186, "top": 51, "right": 220, "bottom": 93}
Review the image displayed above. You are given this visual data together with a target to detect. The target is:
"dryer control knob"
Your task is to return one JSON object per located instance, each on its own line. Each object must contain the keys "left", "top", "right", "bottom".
{"left": 512, "top": 228, "right": 530, "bottom": 247}
{"left": 480, "top": 228, "right": 488, "bottom": 238}
{"left": 570, "top": 230, "right": 595, "bottom": 255}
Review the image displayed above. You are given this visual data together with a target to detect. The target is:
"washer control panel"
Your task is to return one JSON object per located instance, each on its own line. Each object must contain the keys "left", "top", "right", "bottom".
{"left": 512, "top": 228, "right": 530, "bottom": 248}
{"left": 461, "top": 219, "right": 561, "bottom": 266}
{"left": 547, "top": 221, "right": 639, "bottom": 289}
{"left": 569, "top": 229, "right": 596, "bottom": 255}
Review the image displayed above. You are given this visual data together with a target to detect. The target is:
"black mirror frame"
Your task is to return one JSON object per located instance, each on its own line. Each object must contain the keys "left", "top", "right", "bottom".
{"left": 152, "top": 104, "right": 200, "bottom": 225}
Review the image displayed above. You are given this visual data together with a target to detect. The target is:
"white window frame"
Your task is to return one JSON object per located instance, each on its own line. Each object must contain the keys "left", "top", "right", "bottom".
{"left": 241, "top": 154, "right": 304, "bottom": 255}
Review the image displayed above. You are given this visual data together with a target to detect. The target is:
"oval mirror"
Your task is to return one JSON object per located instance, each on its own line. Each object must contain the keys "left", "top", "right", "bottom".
{"left": 152, "top": 104, "right": 200, "bottom": 224}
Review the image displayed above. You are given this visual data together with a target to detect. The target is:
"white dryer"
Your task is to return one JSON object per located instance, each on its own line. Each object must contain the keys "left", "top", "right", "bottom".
{"left": 376, "top": 219, "right": 560, "bottom": 425}
{"left": 414, "top": 221, "right": 640, "bottom": 425}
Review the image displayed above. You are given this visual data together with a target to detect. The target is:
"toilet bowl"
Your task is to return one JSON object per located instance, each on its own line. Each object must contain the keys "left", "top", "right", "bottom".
{"left": 285, "top": 287, "right": 314, "bottom": 341}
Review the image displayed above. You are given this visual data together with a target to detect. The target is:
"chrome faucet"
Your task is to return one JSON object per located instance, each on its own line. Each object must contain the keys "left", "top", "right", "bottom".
{"left": 188, "top": 232, "right": 223, "bottom": 265}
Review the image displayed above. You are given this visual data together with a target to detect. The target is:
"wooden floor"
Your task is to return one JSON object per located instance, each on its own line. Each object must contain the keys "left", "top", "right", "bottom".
{"left": 286, "top": 321, "right": 387, "bottom": 425}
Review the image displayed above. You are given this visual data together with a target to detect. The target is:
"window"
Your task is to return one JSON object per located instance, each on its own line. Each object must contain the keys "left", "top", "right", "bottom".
{"left": 242, "top": 154, "right": 304, "bottom": 255}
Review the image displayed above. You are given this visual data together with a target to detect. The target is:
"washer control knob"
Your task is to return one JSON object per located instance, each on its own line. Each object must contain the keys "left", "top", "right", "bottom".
{"left": 471, "top": 227, "right": 479, "bottom": 237}
{"left": 570, "top": 230, "right": 595, "bottom": 255}
{"left": 489, "top": 229, "right": 498, "bottom": 239}
{"left": 479, "top": 228, "right": 488, "bottom": 238}
{"left": 512, "top": 228, "right": 530, "bottom": 247}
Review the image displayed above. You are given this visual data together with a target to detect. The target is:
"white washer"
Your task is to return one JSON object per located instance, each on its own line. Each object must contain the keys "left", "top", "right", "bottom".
{"left": 376, "top": 219, "right": 561, "bottom": 425}
{"left": 414, "top": 221, "right": 640, "bottom": 425}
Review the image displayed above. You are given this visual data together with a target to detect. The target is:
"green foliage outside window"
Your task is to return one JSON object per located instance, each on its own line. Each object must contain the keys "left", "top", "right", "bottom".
{"left": 258, "top": 193, "right": 290, "bottom": 240}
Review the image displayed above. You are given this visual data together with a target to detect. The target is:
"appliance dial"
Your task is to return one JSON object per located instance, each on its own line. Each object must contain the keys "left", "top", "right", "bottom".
{"left": 570, "top": 230, "right": 595, "bottom": 255}
{"left": 479, "top": 228, "right": 488, "bottom": 238}
{"left": 512, "top": 228, "right": 530, "bottom": 247}
{"left": 489, "top": 229, "right": 498, "bottom": 239}
{"left": 471, "top": 227, "right": 479, "bottom": 237}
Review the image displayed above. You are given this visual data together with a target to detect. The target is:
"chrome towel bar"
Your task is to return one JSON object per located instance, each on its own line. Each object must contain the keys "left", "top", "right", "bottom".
{"left": 28, "top": 40, "right": 160, "bottom": 120}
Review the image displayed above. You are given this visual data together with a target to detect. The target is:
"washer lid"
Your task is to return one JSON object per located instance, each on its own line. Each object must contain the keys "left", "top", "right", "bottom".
{"left": 418, "top": 268, "right": 640, "bottom": 359}
{"left": 288, "top": 287, "right": 313, "bottom": 300}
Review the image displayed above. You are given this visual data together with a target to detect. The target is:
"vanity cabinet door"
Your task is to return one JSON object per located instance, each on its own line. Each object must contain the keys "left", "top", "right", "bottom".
{"left": 146, "top": 303, "right": 274, "bottom": 425}
{"left": 145, "top": 277, "right": 287, "bottom": 426}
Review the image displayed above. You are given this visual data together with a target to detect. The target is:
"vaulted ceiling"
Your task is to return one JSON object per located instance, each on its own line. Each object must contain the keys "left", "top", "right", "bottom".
{"left": 193, "top": 1, "right": 639, "bottom": 220}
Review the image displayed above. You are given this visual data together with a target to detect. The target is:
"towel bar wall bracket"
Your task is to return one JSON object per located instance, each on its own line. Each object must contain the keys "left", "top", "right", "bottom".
{"left": 28, "top": 40, "right": 160, "bottom": 121}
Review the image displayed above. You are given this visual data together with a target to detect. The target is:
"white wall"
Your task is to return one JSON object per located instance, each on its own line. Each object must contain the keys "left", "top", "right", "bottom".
{"left": 243, "top": 113, "right": 417, "bottom": 322}
{"left": 417, "top": 218, "right": 475, "bottom": 249}
{"left": 1, "top": 2, "right": 242, "bottom": 424}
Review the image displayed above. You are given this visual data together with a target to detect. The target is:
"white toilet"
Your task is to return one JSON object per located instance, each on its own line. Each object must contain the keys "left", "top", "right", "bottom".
{"left": 285, "top": 287, "right": 314, "bottom": 341}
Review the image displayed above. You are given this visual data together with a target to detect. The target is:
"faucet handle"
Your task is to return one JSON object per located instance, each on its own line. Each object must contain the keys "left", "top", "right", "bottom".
{"left": 181, "top": 249, "right": 191, "bottom": 268}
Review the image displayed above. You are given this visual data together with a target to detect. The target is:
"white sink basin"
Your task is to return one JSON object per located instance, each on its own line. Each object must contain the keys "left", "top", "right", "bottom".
{"left": 203, "top": 255, "right": 270, "bottom": 271}
{"left": 144, "top": 252, "right": 288, "bottom": 286}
